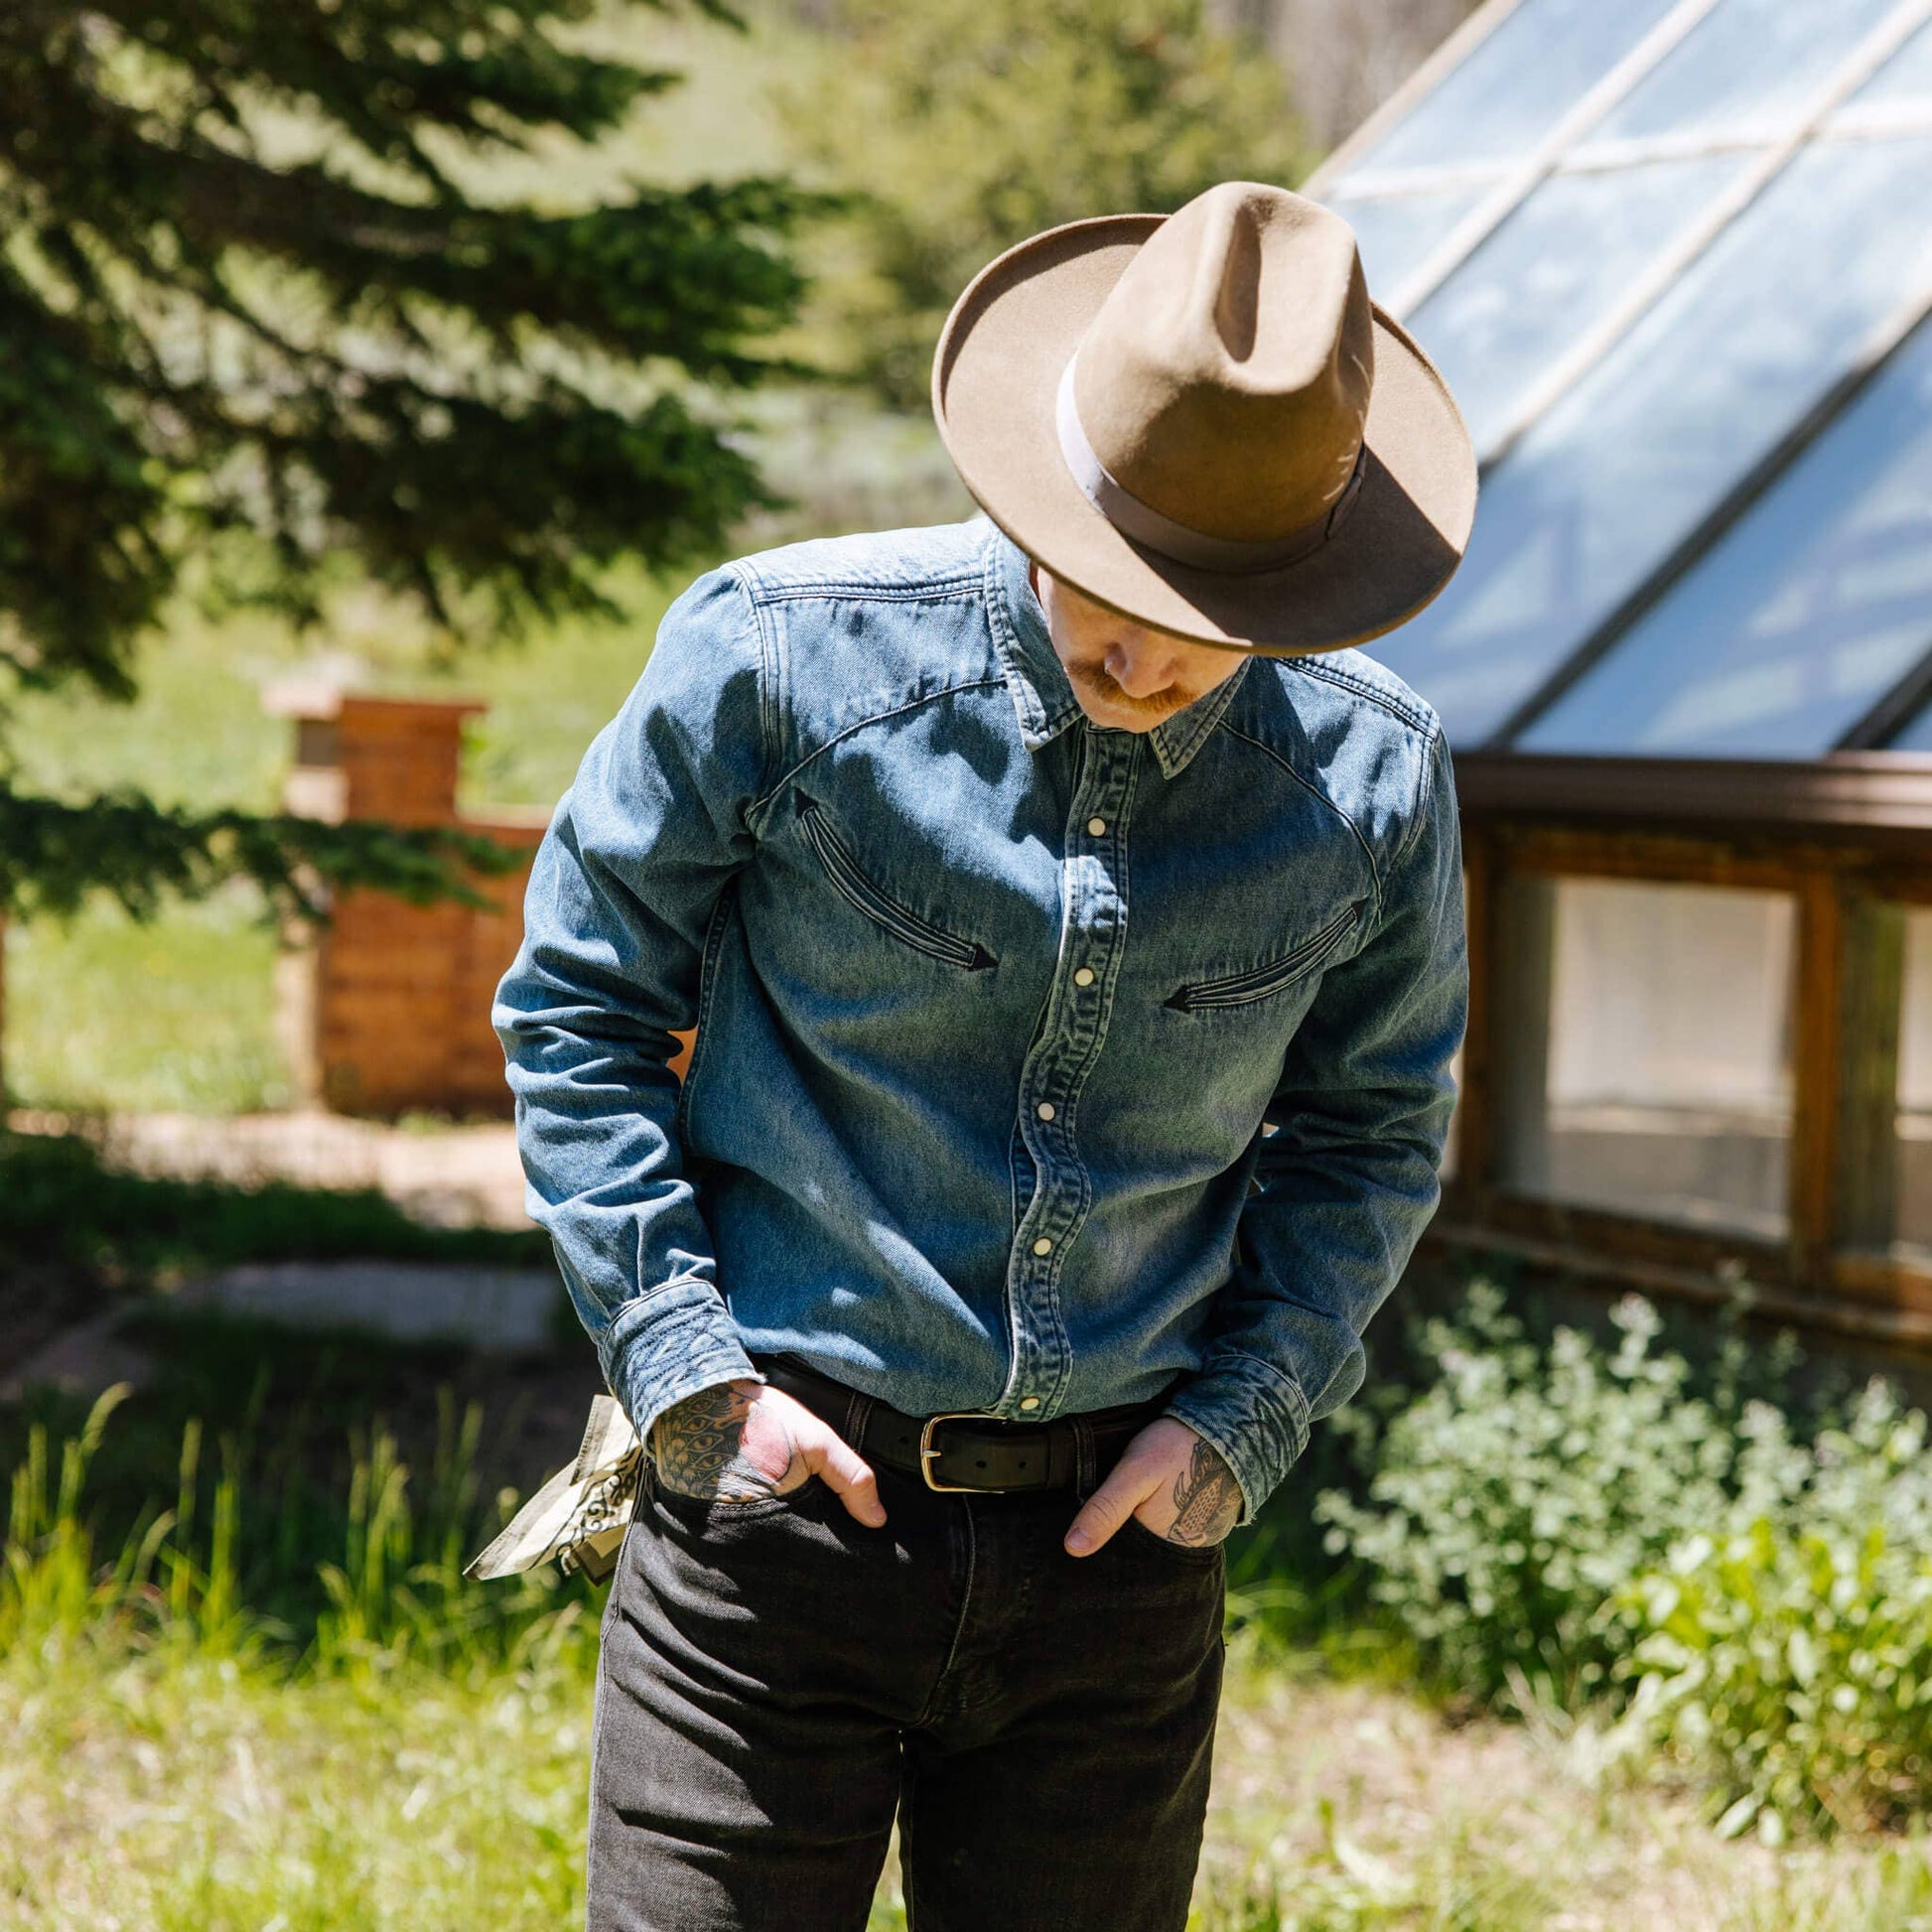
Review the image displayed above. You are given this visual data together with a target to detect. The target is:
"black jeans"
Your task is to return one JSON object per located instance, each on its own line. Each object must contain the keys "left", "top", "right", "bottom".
{"left": 586, "top": 1453, "right": 1226, "bottom": 1931}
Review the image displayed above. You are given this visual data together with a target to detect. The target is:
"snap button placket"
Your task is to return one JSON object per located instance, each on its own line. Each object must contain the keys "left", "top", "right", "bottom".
{"left": 1001, "top": 731, "right": 1140, "bottom": 1420}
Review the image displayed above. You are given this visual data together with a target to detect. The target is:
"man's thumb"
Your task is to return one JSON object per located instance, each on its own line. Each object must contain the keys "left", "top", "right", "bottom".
{"left": 798, "top": 1424, "right": 888, "bottom": 1528}
{"left": 1064, "top": 1463, "right": 1151, "bottom": 1557}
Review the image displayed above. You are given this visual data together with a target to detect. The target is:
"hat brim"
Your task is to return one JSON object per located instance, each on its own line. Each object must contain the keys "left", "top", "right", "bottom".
{"left": 932, "top": 213, "right": 1478, "bottom": 656}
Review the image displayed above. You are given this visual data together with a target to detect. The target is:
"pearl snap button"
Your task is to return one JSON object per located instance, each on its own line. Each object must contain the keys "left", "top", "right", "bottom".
{"left": 1035, "top": 1100, "right": 1056, "bottom": 1121}
{"left": 1032, "top": 1236, "right": 1053, "bottom": 1256}
{"left": 1087, "top": 817, "right": 1107, "bottom": 837}
{"left": 1072, "top": 966, "right": 1095, "bottom": 987}
{"left": 1019, "top": 1396, "right": 1041, "bottom": 1411}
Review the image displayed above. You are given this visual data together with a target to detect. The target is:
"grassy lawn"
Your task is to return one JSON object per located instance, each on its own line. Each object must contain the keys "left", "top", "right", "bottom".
{"left": 9, "top": 1241, "right": 1932, "bottom": 1930}
{"left": 9, "top": 1617, "right": 1932, "bottom": 1931}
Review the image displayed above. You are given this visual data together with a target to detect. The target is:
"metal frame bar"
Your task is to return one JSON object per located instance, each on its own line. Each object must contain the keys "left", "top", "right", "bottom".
{"left": 1300, "top": 0, "right": 1530, "bottom": 200}
{"left": 1384, "top": 0, "right": 1727, "bottom": 321}
{"left": 1477, "top": 0, "right": 1932, "bottom": 470}
{"left": 1322, "top": 161, "right": 1517, "bottom": 203}
{"left": 1838, "top": 640, "right": 1932, "bottom": 751}
{"left": 1330, "top": 100, "right": 1932, "bottom": 203}
{"left": 1489, "top": 293, "right": 1932, "bottom": 749}
{"left": 1335, "top": 98, "right": 1932, "bottom": 203}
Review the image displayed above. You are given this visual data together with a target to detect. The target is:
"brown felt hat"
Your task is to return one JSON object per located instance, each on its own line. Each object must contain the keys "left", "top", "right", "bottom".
{"left": 932, "top": 182, "right": 1477, "bottom": 655}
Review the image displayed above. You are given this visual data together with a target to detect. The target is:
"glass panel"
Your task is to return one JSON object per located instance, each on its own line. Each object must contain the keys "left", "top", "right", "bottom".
{"left": 1502, "top": 879, "right": 1795, "bottom": 1239}
{"left": 1408, "top": 153, "right": 1746, "bottom": 451}
{"left": 1889, "top": 694, "right": 1932, "bottom": 750}
{"left": 1597, "top": 0, "right": 1902, "bottom": 145}
{"left": 1341, "top": 0, "right": 1683, "bottom": 175}
{"left": 1899, "top": 910, "right": 1932, "bottom": 1260}
{"left": 1519, "top": 320, "right": 1932, "bottom": 756}
{"left": 1849, "top": 17, "right": 1932, "bottom": 105}
{"left": 1325, "top": 186, "right": 1487, "bottom": 299}
{"left": 1372, "top": 135, "right": 1932, "bottom": 745}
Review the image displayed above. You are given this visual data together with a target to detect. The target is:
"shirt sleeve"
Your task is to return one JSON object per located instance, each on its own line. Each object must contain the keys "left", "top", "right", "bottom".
{"left": 1163, "top": 726, "right": 1467, "bottom": 1523}
{"left": 492, "top": 566, "right": 769, "bottom": 1445}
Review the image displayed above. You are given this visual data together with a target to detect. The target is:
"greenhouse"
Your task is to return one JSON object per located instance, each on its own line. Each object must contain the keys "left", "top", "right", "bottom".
{"left": 1308, "top": 0, "right": 1932, "bottom": 1340}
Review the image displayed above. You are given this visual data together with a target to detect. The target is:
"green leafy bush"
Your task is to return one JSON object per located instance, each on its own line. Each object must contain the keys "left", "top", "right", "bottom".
{"left": 1614, "top": 1383, "right": 1932, "bottom": 1838}
{"left": 1319, "top": 1283, "right": 1932, "bottom": 1835}
{"left": 779, "top": 0, "right": 1309, "bottom": 408}
{"left": 1314, "top": 1287, "right": 1758, "bottom": 1704}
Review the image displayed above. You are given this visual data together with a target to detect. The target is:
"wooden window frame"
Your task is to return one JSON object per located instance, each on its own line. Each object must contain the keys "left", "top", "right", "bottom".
{"left": 1443, "top": 753, "right": 1932, "bottom": 1346}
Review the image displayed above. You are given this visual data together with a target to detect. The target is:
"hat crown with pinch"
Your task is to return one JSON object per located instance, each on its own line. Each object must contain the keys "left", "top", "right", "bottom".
{"left": 1066, "top": 182, "right": 1375, "bottom": 555}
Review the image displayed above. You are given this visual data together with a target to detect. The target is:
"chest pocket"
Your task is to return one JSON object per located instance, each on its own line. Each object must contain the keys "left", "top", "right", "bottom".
{"left": 1165, "top": 897, "right": 1364, "bottom": 1014}
{"left": 797, "top": 799, "right": 997, "bottom": 973}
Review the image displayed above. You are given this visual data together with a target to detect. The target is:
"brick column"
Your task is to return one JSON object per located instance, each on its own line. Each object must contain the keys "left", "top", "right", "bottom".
{"left": 270, "top": 686, "right": 690, "bottom": 1117}
{"left": 271, "top": 689, "right": 543, "bottom": 1119}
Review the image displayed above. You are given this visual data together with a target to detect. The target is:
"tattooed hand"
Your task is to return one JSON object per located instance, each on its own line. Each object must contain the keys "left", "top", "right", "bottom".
{"left": 1061, "top": 1417, "right": 1241, "bottom": 1557}
{"left": 650, "top": 1381, "right": 889, "bottom": 1527}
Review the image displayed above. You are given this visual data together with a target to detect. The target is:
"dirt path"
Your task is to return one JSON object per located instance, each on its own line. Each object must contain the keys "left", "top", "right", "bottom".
{"left": 8, "top": 1107, "right": 531, "bottom": 1228}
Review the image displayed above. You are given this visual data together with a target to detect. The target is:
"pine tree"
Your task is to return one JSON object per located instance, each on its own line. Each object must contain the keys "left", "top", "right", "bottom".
{"left": 0, "top": 0, "right": 810, "bottom": 919}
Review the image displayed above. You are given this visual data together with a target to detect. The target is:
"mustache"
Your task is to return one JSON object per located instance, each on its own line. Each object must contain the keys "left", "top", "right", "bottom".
{"left": 1070, "top": 661, "right": 1193, "bottom": 720}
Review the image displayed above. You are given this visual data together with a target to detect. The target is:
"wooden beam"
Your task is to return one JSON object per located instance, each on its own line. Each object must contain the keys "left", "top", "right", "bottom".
{"left": 1491, "top": 871, "right": 1557, "bottom": 1199}
{"left": 1833, "top": 894, "right": 1908, "bottom": 1261}
{"left": 1455, "top": 751, "right": 1932, "bottom": 844}
{"left": 1497, "top": 825, "right": 1806, "bottom": 891}
{"left": 1427, "top": 1220, "right": 1932, "bottom": 1349}
{"left": 1454, "top": 830, "right": 1500, "bottom": 1193}
{"left": 1790, "top": 870, "right": 1845, "bottom": 1287}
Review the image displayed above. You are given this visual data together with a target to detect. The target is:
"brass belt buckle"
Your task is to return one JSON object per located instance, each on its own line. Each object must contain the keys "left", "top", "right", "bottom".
{"left": 918, "top": 1412, "right": 996, "bottom": 1492}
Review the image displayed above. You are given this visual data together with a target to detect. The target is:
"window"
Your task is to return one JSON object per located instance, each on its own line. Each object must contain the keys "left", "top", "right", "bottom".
{"left": 1374, "top": 133, "right": 1932, "bottom": 744}
{"left": 1498, "top": 878, "right": 1796, "bottom": 1239}
{"left": 1337, "top": 0, "right": 1683, "bottom": 178}
{"left": 1324, "top": 185, "right": 1486, "bottom": 297}
{"left": 1592, "top": 0, "right": 1901, "bottom": 146}
{"left": 1408, "top": 153, "right": 1746, "bottom": 451}
{"left": 1519, "top": 316, "right": 1932, "bottom": 757}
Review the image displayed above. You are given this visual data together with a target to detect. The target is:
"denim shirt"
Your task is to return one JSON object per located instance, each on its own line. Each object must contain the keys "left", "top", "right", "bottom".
{"left": 494, "top": 519, "right": 1466, "bottom": 1520}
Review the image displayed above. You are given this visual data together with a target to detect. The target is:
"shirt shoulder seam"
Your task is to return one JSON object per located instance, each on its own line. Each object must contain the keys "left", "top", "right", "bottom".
{"left": 1390, "top": 720, "right": 1449, "bottom": 878}
{"left": 1280, "top": 654, "right": 1440, "bottom": 738}
{"left": 719, "top": 562, "right": 781, "bottom": 799}
{"left": 752, "top": 675, "right": 1012, "bottom": 821}
{"left": 734, "top": 565, "right": 986, "bottom": 609}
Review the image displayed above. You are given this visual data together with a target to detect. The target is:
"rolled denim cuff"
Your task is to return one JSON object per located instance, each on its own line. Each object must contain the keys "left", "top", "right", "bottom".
{"left": 599, "top": 1277, "right": 764, "bottom": 1448}
{"left": 1163, "top": 1355, "right": 1311, "bottom": 1526}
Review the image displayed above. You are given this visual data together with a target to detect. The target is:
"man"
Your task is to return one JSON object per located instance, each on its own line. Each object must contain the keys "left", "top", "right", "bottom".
{"left": 495, "top": 181, "right": 1475, "bottom": 1931}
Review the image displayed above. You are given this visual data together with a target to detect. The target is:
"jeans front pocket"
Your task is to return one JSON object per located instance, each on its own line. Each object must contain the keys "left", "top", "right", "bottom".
{"left": 1118, "top": 1513, "right": 1228, "bottom": 1569}
{"left": 646, "top": 1458, "right": 826, "bottom": 1533}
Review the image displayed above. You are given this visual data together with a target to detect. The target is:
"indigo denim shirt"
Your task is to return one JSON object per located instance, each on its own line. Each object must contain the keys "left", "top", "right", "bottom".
{"left": 494, "top": 519, "right": 1466, "bottom": 1520}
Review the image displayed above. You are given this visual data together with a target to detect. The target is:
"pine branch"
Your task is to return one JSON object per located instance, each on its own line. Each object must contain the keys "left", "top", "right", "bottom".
{"left": 0, "top": 784, "right": 526, "bottom": 922}
{"left": 0, "top": 0, "right": 819, "bottom": 711}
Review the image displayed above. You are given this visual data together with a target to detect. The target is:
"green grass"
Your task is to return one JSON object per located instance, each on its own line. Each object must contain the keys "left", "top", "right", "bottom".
{"left": 4, "top": 889, "right": 288, "bottom": 1115}
{"left": 9, "top": 1377, "right": 1932, "bottom": 1932}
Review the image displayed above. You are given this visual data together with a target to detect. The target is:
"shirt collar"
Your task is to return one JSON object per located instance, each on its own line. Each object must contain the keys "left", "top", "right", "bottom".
{"left": 983, "top": 523, "right": 1250, "bottom": 780}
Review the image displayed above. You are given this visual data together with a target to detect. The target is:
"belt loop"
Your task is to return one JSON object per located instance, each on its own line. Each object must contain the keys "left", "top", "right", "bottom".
{"left": 843, "top": 1389, "right": 872, "bottom": 1450}
{"left": 1072, "top": 1415, "right": 1097, "bottom": 1496}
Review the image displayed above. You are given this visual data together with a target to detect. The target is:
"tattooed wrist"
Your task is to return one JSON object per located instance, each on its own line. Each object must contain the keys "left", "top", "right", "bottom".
{"left": 650, "top": 1382, "right": 798, "bottom": 1502}
{"left": 1166, "top": 1437, "right": 1241, "bottom": 1547}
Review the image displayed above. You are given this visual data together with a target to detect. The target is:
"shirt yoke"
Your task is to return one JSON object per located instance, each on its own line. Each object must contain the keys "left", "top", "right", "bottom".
{"left": 727, "top": 523, "right": 1016, "bottom": 791}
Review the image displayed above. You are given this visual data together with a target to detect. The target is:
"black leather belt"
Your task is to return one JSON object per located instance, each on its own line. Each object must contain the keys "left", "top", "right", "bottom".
{"left": 757, "top": 1354, "right": 1168, "bottom": 1495}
